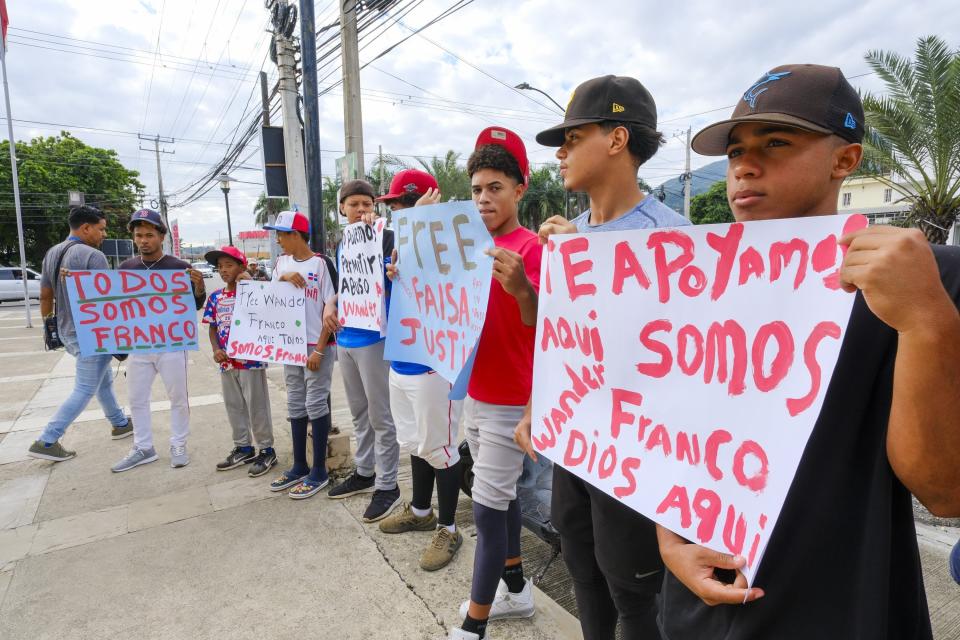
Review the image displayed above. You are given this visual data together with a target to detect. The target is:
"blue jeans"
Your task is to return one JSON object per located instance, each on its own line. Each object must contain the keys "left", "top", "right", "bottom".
{"left": 40, "top": 349, "right": 127, "bottom": 444}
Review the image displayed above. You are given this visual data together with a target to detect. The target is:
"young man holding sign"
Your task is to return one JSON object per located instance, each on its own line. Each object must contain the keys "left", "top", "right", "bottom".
{"left": 450, "top": 127, "right": 541, "bottom": 640}
{"left": 377, "top": 169, "right": 466, "bottom": 572}
{"left": 112, "top": 209, "right": 206, "bottom": 472}
{"left": 652, "top": 65, "right": 960, "bottom": 639}
{"left": 326, "top": 180, "right": 402, "bottom": 523}
{"left": 522, "top": 75, "right": 690, "bottom": 640}
{"left": 264, "top": 210, "right": 338, "bottom": 499}
{"left": 202, "top": 245, "right": 276, "bottom": 477}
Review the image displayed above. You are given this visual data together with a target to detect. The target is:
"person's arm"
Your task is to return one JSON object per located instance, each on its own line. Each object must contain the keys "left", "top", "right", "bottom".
{"left": 40, "top": 287, "right": 54, "bottom": 318}
{"left": 839, "top": 226, "right": 960, "bottom": 516}
{"left": 208, "top": 324, "right": 227, "bottom": 364}
{"left": 513, "top": 399, "right": 537, "bottom": 461}
{"left": 486, "top": 247, "right": 538, "bottom": 326}
{"left": 187, "top": 268, "right": 207, "bottom": 309}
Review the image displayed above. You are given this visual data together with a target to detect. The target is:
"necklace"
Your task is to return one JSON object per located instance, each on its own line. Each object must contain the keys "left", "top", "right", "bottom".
{"left": 140, "top": 255, "right": 163, "bottom": 270}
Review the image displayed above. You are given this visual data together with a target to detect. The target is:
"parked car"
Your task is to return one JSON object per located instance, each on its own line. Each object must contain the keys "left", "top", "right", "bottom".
{"left": 191, "top": 261, "right": 215, "bottom": 278}
{"left": 0, "top": 267, "right": 41, "bottom": 303}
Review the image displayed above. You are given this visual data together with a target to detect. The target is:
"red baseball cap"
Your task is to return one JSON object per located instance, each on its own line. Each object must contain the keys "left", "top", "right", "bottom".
{"left": 204, "top": 245, "right": 248, "bottom": 268}
{"left": 263, "top": 210, "right": 310, "bottom": 234}
{"left": 474, "top": 126, "right": 530, "bottom": 186}
{"left": 377, "top": 169, "right": 439, "bottom": 201}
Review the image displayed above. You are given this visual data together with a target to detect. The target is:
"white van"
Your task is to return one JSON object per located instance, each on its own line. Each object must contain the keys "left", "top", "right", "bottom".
{"left": 0, "top": 267, "right": 41, "bottom": 303}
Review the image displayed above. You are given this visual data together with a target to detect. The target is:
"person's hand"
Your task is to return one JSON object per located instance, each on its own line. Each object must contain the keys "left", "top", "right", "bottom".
{"left": 279, "top": 271, "right": 307, "bottom": 288}
{"left": 213, "top": 349, "right": 228, "bottom": 364}
{"left": 538, "top": 215, "right": 577, "bottom": 245}
{"left": 415, "top": 188, "right": 442, "bottom": 207}
{"left": 59, "top": 268, "right": 71, "bottom": 281}
{"left": 486, "top": 247, "right": 534, "bottom": 300}
{"left": 322, "top": 302, "right": 340, "bottom": 334}
{"left": 306, "top": 350, "right": 322, "bottom": 371}
{"left": 386, "top": 249, "right": 399, "bottom": 281}
{"left": 513, "top": 403, "right": 537, "bottom": 462}
{"left": 360, "top": 211, "right": 378, "bottom": 226}
{"left": 839, "top": 226, "right": 956, "bottom": 334}
{"left": 656, "top": 525, "right": 765, "bottom": 606}
{"left": 187, "top": 268, "right": 204, "bottom": 290}
{"left": 235, "top": 270, "right": 251, "bottom": 281}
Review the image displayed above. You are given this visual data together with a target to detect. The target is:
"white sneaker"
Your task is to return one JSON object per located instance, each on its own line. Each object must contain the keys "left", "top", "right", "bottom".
{"left": 170, "top": 445, "right": 190, "bottom": 468}
{"left": 447, "top": 627, "right": 489, "bottom": 640}
{"left": 458, "top": 578, "right": 535, "bottom": 621}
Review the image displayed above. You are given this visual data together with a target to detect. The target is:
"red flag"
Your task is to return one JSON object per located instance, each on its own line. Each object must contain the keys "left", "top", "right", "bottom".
{"left": 0, "top": 0, "right": 8, "bottom": 49}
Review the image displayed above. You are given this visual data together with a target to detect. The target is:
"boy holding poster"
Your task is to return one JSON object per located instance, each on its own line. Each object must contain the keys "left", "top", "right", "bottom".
{"left": 111, "top": 209, "right": 206, "bottom": 472}
{"left": 521, "top": 75, "right": 690, "bottom": 640}
{"left": 651, "top": 65, "right": 960, "bottom": 639}
{"left": 202, "top": 245, "right": 276, "bottom": 477}
{"left": 264, "top": 211, "right": 338, "bottom": 499}
{"left": 449, "top": 128, "right": 541, "bottom": 640}
{"left": 326, "top": 180, "right": 402, "bottom": 523}
{"left": 376, "top": 169, "right": 466, "bottom": 572}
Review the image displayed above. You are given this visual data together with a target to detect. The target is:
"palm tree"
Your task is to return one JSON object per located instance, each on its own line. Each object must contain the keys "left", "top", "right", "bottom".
{"left": 416, "top": 150, "right": 471, "bottom": 201}
{"left": 519, "top": 164, "right": 565, "bottom": 229}
{"left": 861, "top": 35, "right": 960, "bottom": 244}
{"left": 252, "top": 193, "right": 289, "bottom": 227}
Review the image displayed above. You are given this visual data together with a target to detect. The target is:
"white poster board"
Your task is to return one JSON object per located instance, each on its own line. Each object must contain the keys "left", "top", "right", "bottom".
{"left": 226, "top": 280, "right": 308, "bottom": 366}
{"left": 339, "top": 218, "right": 387, "bottom": 334}
{"left": 531, "top": 214, "right": 867, "bottom": 584}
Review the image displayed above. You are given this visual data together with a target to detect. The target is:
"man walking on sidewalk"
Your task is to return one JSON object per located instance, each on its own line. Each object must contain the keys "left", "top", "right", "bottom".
{"left": 27, "top": 206, "right": 133, "bottom": 462}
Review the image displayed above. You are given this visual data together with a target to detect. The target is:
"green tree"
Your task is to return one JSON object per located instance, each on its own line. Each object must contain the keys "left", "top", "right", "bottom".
{"left": 367, "top": 153, "right": 408, "bottom": 197}
{"left": 0, "top": 132, "right": 144, "bottom": 267}
{"left": 689, "top": 180, "right": 734, "bottom": 225}
{"left": 252, "top": 193, "right": 289, "bottom": 226}
{"left": 416, "top": 150, "right": 471, "bottom": 201}
{"left": 861, "top": 35, "right": 960, "bottom": 244}
{"left": 519, "top": 164, "right": 565, "bottom": 229}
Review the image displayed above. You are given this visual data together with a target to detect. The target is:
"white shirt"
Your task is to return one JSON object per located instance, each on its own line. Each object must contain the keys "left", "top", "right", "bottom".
{"left": 272, "top": 254, "right": 336, "bottom": 345}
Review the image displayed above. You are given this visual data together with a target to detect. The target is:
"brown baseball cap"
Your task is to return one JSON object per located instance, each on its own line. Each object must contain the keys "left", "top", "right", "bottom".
{"left": 339, "top": 179, "right": 376, "bottom": 202}
{"left": 535, "top": 75, "right": 658, "bottom": 147}
{"left": 691, "top": 64, "right": 865, "bottom": 156}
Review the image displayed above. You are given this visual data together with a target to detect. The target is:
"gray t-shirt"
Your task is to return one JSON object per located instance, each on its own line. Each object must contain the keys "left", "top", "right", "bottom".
{"left": 41, "top": 239, "right": 109, "bottom": 344}
{"left": 571, "top": 196, "right": 691, "bottom": 232}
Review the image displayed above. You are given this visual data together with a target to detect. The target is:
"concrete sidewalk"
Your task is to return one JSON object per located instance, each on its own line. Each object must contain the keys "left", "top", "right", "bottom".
{"left": 0, "top": 310, "right": 581, "bottom": 640}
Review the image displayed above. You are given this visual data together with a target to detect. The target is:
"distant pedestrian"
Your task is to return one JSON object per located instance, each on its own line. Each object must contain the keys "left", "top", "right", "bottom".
{"left": 27, "top": 206, "right": 132, "bottom": 462}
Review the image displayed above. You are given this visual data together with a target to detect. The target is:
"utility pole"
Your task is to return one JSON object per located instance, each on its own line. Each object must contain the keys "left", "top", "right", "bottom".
{"left": 274, "top": 37, "right": 309, "bottom": 216}
{"left": 260, "top": 70, "right": 282, "bottom": 266}
{"left": 138, "top": 134, "right": 175, "bottom": 253}
{"left": 682, "top": 126, "right": 692, "bottom": 220}
{"left": 300, "top": 0, "right": 325, "bottom": 252}
{"left": 339, "top": 0, "right": 365, "bottom": 179}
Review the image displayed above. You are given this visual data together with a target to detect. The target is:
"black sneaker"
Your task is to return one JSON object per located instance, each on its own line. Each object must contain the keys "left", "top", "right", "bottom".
{"left": 327, "top": 470, "right": 376, "bottom": 499}
{"left": 362, "top": 487, "right": 402, "bottom": 522}
{"left": 248, "top": 449, "right": 278, "bottom": 477}
{"left": 216, "top": 447, "right": 257, "bottom": 471}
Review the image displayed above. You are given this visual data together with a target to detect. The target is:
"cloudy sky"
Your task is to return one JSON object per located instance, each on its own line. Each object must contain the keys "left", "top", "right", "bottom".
{"left": 4, "top": 0, "right": 957, "bottom": 246}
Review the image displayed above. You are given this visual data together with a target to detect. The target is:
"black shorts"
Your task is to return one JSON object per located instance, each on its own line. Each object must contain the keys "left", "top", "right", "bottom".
{"left": 552, "top": 465, "right": 663, "bottom": 593}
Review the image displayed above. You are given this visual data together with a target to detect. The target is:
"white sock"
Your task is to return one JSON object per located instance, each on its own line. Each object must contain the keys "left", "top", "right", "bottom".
{"left": 411, "top": 505, "right": 432, "bottom": 518}
{"left": 443, "top": 523, "right": 456, "bottom": 534}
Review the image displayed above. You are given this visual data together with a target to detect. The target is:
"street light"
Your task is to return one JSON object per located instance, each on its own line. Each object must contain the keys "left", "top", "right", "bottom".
{"left": 217, "top": 173, "right": 236, "bottom": 246}
{"left": 514, "top": 82, "right": 565, "bottom": 113}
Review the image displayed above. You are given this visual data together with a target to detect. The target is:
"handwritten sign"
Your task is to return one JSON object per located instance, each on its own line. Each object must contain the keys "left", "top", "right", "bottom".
{"left": 339, "top": 218, "right": 387, "bottom": 334}
{"left": 65, "top": 269, "right": 199, "bottom": 356}
{"left": 384, "top": 201, "right": 494, "bottom": 392}
{"left": 226, "top": 280, "right": 308, "bottom": 366}
{"left": 531, "top": 214, "right": 867, "bottom": 584}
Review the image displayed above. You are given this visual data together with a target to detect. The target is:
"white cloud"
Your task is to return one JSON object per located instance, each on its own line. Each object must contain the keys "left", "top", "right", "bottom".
{"left": 4, "top": 0, "right": 958, "bottom": 244}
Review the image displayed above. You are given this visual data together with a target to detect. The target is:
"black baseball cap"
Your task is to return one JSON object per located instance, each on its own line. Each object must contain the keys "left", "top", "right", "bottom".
{"left": 128, "top": 208, "right": 167, "bottom": 233}
{"left": 535, "top": 75, "right": 658, "bottom": 147}
{"left": 692, "top": 64, "right": 865, "bottom": 156}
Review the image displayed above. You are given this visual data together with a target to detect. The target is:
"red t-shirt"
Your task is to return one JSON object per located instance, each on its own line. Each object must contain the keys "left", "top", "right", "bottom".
{"left": 468, "top": 226, "right": 542, "bottom": 405}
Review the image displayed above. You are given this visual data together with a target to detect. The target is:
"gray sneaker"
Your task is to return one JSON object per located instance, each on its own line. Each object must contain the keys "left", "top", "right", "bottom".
{"left": 112, "top": 446, "right": 158, "bottom": 473}
{"left": 27, "top": 440, "right": 76, "bottom": 462}
{"left": 170, "top": 445, "right": 189, "bottom": 468}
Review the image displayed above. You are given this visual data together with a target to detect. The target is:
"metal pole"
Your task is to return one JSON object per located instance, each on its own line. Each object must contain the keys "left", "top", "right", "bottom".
{"left": 300, "top": 0, "right": 325, "bottom": 253}
{"left": 223, "top": 189, "right": 234, "bottom": 246}
{"left": 339, "top": 0, "right": 365, "bottom": 179}
{"left": 1, "top": 46, "right": 31, "bottom": 327}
